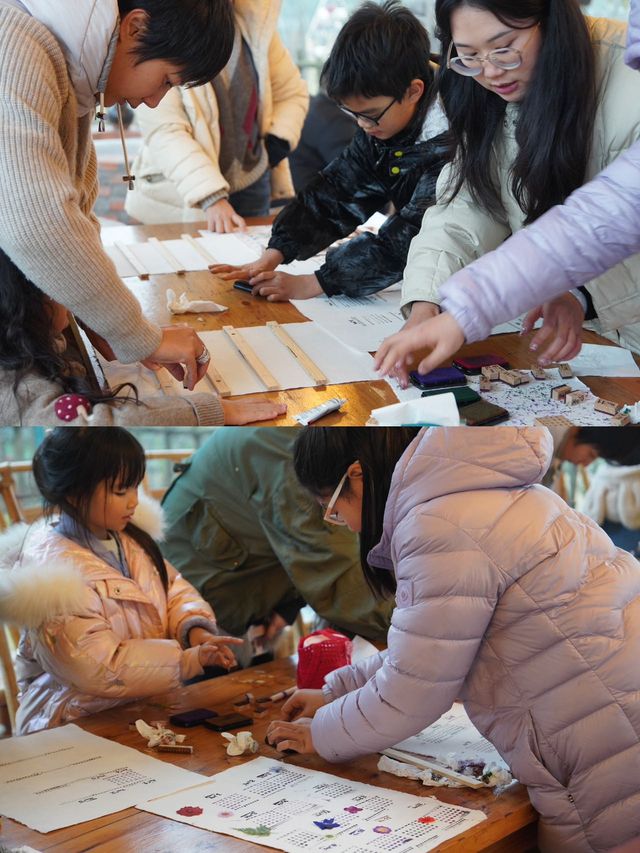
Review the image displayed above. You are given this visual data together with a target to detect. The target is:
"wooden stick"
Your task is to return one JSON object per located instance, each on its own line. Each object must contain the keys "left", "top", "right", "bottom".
{"left": 205, "top": 366, "right": 231, "bottom": 398}
{"left": 223, "top": 325, "right": 280, "bottom": 391}
{"left": 153, "top": 368, "right": 179, "bottom": 396}
{"left": 181, "top": 233, "right": 218, "bottom": 267}
{"left": 114, "top": 242, "right": 149, "bottom": 280}
{"left": 381, "top": 748, "right": 486, "bottom": 789}
{"left": 267, "top": 321, "right": 327, "bottom": 386}
{"left": 149, "top": 237, "right": 186, "bottom": 275}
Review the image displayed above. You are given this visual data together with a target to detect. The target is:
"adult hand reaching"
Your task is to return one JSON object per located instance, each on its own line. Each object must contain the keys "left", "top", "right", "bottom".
{"left": 523, "top": 293, "right": 585, "bottom": 365}
{"left": 144, "top": 325, "right": 210, "bottom": 390}
{"left": 206, "top": 198, "right": 247, "bottom": 233}
{"left": 375, "top": 309, "right": 465, "bottom": 380}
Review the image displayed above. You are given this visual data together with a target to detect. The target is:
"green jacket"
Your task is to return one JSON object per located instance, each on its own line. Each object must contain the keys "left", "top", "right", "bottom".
{"left": 160, "top": 428, "right": 393, "bottom": 640}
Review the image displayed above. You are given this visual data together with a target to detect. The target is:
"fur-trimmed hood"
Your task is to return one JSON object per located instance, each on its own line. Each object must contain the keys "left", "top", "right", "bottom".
{"left": 0, "top": 491, "right": 165, "bottom": 628}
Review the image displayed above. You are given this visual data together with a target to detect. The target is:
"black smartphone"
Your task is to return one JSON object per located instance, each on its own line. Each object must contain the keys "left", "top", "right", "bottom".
{"left": 409, "top": 366, "right": 466, "bottom": 390}
{"left": 169, "top": 708, "right": 218, "bottom": 728}
{"left": 233, "top": 280, "right": 254, "bottom": 293}
{"left": 422, "top": 386, "right": 481, "bottom": 406}
{"left": 203, "top": 713, "right": 253, "bottom": 732}
{"left": 459, "top": 400, "right": 510, "bottom": 426}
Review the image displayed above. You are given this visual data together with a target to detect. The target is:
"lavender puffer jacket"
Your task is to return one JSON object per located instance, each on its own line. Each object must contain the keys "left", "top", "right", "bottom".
{"left": 311, "top": 427, "right": 640, "bottom": 853}
{"left": 438, "top": 0, "right": 640, "bottom": 344}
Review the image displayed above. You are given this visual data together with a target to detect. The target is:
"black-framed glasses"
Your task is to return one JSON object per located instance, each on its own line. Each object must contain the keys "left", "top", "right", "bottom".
{"left": 338, "top": 98, "right": 396, "bottom": 128}
{"left": 319, "top": 470, "right": 349, "bottom": 526}
{"left": 446, "top": 24, "right": 539, "bottom": 77}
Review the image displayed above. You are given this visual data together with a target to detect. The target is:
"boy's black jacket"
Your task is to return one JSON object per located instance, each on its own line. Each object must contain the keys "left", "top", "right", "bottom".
{"left": 268, "top": 101, "right": 450, "bottom": 297}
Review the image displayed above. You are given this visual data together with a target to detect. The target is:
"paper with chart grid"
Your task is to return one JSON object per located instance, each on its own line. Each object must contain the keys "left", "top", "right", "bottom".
{"left": 0, "top": 724, "right": 205, "bottom": 833}
{"left": 137, "top": 756, "right": 486, "bottom": 852}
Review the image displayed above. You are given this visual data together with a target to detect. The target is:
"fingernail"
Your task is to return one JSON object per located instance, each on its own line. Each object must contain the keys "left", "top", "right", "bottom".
{"left": 530, "top": 343, "right": 538, "bottom": 351}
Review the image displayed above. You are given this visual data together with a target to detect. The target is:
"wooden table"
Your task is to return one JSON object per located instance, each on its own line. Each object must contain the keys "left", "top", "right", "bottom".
{"left": 102, "top": 220, "right": 640, "bottom": 425}
{"left": 0, "top": 658, "right": 537, "bottom": 853}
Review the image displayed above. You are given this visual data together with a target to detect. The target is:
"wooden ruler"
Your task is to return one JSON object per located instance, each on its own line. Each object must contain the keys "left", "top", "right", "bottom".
{"left": 181, "top": 233, "right": 218, "bottom": 267}
{"left": 149, "top": 237, "right": 185, "bottom": 275}
{"left": 114, "top": 242, "right": 149, "bottom": 279}
{"left": 382, "top": 748, "right": 485, "bottom": 789}
{"left": 223, "top": 326, "right": 279, "bottom": 391}
{"left": 205, "top": 365, "right": 231, "bottom": 398}
{"left": 154, "top": 368, "right": 179, "bottom": 396}
{"left": 267, "top": 321, "right": 327, "bottom": 386}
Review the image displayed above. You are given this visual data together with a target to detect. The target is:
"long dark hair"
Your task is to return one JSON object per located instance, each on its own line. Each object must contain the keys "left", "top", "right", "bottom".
{"left": 575, "top": 428, "right": 640, "bottom": 466}
{"left": 0, "top": 249, "right": 139, "bottom": 418}
{"left": 32, "top": 428, "right": 169, "bottom": 591}
{"left": 293, "top": 427, "right": 419, "bottom": 597}
{"left": 436, "top": 0, "right": 597, "bottom": 223}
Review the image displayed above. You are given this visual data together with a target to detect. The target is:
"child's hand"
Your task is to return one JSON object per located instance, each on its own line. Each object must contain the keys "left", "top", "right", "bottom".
{"left": 282, "top": 689, "right": 327, "bottom": 721}
{"left": 249, "top": 272, "right": 322, "bottom": 302}
{"left": 266, "top": 718, "right": 316, "bottom": 754}
{"left": 206, "top": 199, "right": 247, "bottom": 233}
{"left": 210, "top": 248, "right": 283, "bottom": 280}
{"left": 523, "top": 293, "right": 584, "bottom": 365}
{"left": 190, "top": 628, "right": 244, "bottom": 670}
{"left": 221, "top": 399, "right": 287, "bottom": 424}
{"left": 375, "top": 311, "right": 465, "bottom": 381}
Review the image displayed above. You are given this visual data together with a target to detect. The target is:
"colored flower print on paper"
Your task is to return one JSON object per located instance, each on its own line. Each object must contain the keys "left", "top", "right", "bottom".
{"left": 344, "top": 806, "right": 363, "bottom": 814}
{"left": 234, "top": 825, "right": 272, "bottom": 837}
{"left": 373, "top": 826, "right": 392, "bottom": 834}
{"left": 418, "top": 816, "right": 437, "bottom": 824}
{"left": 176, "top": 806, "right": 203, "bottom": 817}
{"left": 218, "top": 811, "right": 234, "bottom": 818}
{"left": 314, "top": 818, "right": 341, "bottom": 830}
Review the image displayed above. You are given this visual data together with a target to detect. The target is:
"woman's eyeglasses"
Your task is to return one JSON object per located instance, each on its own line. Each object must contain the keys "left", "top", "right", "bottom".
{"left": 447, "top": 24, "right": 539, "bottom": 77}
{"left": 338, "top": 98, "right": 396, "bottom": 128}
{"left": 320, "top": 471, "right": 349, "bottom": 525}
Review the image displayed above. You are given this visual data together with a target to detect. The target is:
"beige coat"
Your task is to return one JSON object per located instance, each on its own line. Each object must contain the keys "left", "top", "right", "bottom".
{"left": 0, "top": 497, "right": 220, "bottom": 734}
{"left": 402, "top": 18, "right": 640, "bottom": 353}
{"left": 126, "top": 0, "right": 308, "bottom": 224}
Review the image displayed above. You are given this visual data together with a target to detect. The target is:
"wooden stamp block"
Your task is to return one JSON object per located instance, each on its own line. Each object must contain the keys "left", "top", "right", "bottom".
{"left": 531, "top": 366, "right": 548, "bottom": 380}
{"left": 481, "top": 365, "right": 502, "bottom": 381}
{"left": 514, "top": 370, "right": 530, "bottom": 384}
{"left": 479, "top": 377, "right": 493, "bottom": 392}
{"left": 593, "top": 398, "right": 621, "bottom": 416}
{"left": 550, "top": 384, "right": 572, "bottom": 402}
{"left": 500, "top": 370, "right": 524, "bottom": 387}
{"left": 612, "top": 412, "right": 631, "bottom": 426}
{"left": 558, "top": 363, "right": 574, "bottom": 379}
{"left": 534, "top": 416, "right": 573, "bottom": 429}
{"left": 564, "top": 390, "right": 589, "bottom": 407}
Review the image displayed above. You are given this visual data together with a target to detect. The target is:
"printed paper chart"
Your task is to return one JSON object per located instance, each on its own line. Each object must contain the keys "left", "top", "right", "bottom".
{"left": 138, "top": 756, "right": 486, "bottom": 852}
{"left": 0, "top": 724, "right": 205, "bottom": 833}
{"left": 100, "top": 323, "right": 379, "bottom": 398}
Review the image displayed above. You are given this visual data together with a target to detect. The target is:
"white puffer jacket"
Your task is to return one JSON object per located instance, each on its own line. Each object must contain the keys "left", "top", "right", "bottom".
{"left": 582, "top": 462, "right": 640, "bottom": 528}
{"left": 125, "top": 0, "right": 308, "bottom": 224}
{"left": 0, "top": 495, "right": 219, "bottom": 734}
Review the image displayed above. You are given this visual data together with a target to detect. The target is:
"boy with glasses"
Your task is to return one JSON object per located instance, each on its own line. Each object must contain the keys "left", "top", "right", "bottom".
{"left": 212, "top": 0, "right": 450, "bottom": 301}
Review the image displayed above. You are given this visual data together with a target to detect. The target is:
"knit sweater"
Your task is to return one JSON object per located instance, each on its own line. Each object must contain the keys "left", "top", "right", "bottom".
{"left": 0, "top": 5, "right": 161, "bottom": 363}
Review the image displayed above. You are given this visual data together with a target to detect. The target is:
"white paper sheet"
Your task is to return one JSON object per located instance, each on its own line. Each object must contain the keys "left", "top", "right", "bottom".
{"left": 370, "top": 393, "right": 461, "bottom": 426}
{"left": 99, "top": 323, "right": 378, "bottom": 398}
{"left": 0, "top": 724, "right": 205, "bottom": 833}
{"left": 291, "top": 289, "right": 404, "bottom": 352}
{"left": 137, "top": 756, "right": 486, "bottom": 852}
{"left": 391, "top": 704, "right": 509, "bottom": 771}
{"left": 567, "top": 344, "right": 640, "bottom": 377}
{"left": 389, "top": 368, "right": 621, "bottom": 426}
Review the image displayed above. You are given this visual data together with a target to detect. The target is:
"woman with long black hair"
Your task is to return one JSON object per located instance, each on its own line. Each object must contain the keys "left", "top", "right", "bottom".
{"left": 392, "top": 0, "right": 640, "bottom": 376}
{"left": 267, "top": 427, "right": 640, "bottom": 852}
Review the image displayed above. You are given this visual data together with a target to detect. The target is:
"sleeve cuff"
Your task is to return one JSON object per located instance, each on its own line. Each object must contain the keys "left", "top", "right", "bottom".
{"left": 178, "top": 617, "right": 219, "bottom": 648}
{"left": 199, "top": 190, "right": 229, "bottom": 211}
{"left": 180, "top": 646, "right": 205, "bottom": 681}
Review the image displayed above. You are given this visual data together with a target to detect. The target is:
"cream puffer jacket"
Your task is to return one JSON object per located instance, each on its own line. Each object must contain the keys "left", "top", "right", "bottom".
{"left": 125, "top": 0, "right": 308, "bottom": 224}
{"left": 582, "top": 462, "right": 640, "bottom": 529}
{"left": 0, "top": 495, "right": 220, "bottom": 734}
{"left": 402, "top": 17, "right": 640, "bottom": 353}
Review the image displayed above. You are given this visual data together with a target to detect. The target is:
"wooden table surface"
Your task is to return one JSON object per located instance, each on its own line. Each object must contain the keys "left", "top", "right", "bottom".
{"left": 0, "top": 658, "right": 538, "bottom": 853}
{"left": 102, "top": 220, "right": 640, "bottom": 426}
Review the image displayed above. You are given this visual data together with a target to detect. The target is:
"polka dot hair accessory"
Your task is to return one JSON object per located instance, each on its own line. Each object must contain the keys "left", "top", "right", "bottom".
{"left": 54, "top": 394, "right": 93, "bottom": 422}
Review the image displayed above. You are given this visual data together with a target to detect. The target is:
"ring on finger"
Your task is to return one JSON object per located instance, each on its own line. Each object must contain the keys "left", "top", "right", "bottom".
{"left": 196, "top": 345, "right": 211, "bottom": 365}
